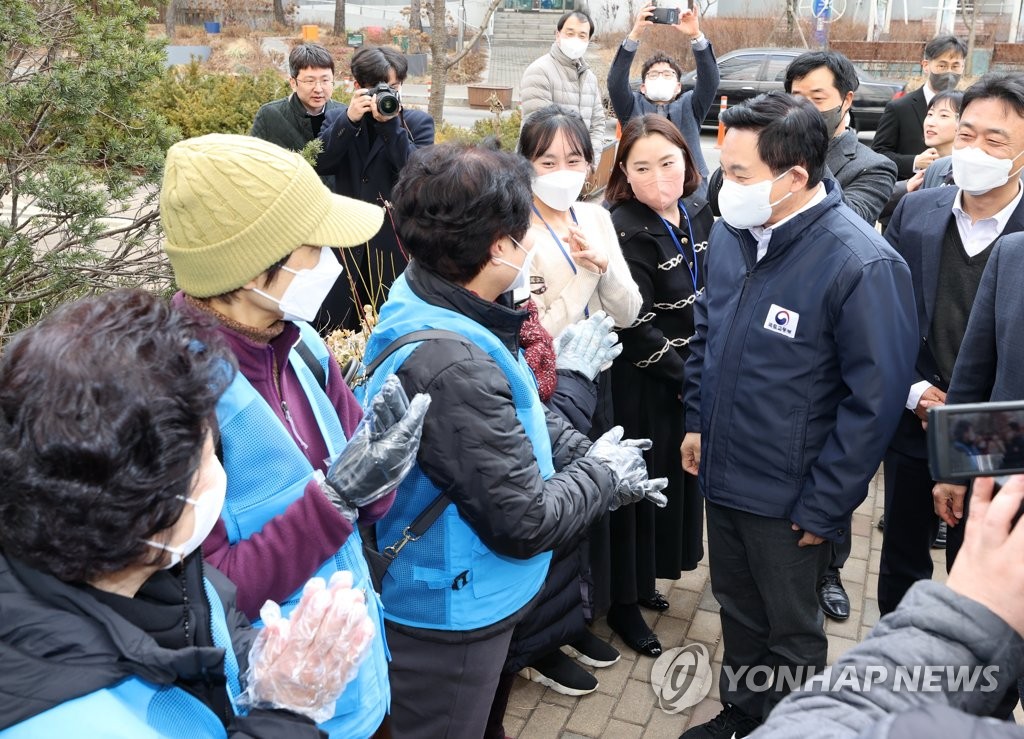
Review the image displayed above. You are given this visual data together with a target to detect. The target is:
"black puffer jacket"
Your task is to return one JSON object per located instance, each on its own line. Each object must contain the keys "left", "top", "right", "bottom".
{"left": 0, "top": 550, "right": 325, "bottom": 737}
{"left": 393, "top": 261, "right": 618, "bottom": 561}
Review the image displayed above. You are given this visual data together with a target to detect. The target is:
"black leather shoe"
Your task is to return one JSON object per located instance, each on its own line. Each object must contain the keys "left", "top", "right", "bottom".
{"left": 877, "top": 515, "right": 885, "bottom": 530}
{"left": 932, "top": 522, "right": 947, "bottom": 549}
{"left": 817, "top": 574, "right": 850, "bottom": 621}
{"left": 623, "top": 632, "right": 663, "bottom": 657}
{"left": 638, "top": 590, "right": 670, "bottom": 612}
{"left": 607, "top": 605, "right": 663, "bottom": 657}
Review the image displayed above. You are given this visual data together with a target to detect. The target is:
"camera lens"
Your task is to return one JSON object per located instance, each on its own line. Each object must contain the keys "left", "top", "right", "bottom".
{"left": 376, "top": 89, "right": 400, "bottom": 116}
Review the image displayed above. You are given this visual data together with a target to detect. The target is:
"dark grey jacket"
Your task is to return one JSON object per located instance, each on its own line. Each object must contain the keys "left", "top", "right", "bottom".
{"left": 752, "top": 581, "right": 1024, "bottom": 738}
{"left": 826, "top": 128, "right": 898, "bottom": 224}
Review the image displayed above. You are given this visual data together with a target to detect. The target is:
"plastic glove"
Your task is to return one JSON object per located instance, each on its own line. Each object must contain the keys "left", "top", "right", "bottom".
{"left": 554, "top": 311, "right": 623, "bottom": 381}
{"left": 241, "top": 571, "right": 376, "bottom": 722}
{"left": 586, "top": 426, "right": 670, "bottom": 510}
{"left": 320, "top": 374, "right": 431, "bottom": 522}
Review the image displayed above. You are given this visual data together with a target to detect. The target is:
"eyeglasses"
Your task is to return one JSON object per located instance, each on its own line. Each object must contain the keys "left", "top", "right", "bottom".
{"left": 645, "top": 71, "right": 679, "bottom": 80}
{"left": 295, "top": 77, "right": 335, "bottom": 89}
{"left": 929, "top": 61, "right": 964, "bottom": 73}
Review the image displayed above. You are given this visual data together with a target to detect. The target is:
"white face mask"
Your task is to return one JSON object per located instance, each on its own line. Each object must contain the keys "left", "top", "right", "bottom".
{"left": 252, "top": 247, "right": 343, "bottom": 323}
{"left": 558, "top": 37, "right": 589, "bottom": 60}
{"left": 645, "top": 78, "right": 678, "bottom": 103}
{"left": 951, "top": 145, "right": 1024, "bottom": 196}
{"left": 494, "top": 237, "right": 534, "bottom": 297}
{"left": 717, "top": 169, "right": 795, "bottom": 230}
{"left": 533, "top": 169, "right": 587, "bottom": 212}
{"left": 144, "top": 462, "right": 227, "bottom": 569}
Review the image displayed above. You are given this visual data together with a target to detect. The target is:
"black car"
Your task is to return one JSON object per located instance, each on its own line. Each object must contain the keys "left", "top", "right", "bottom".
{"left": 679, "top": 47, "right": 905, "bottom": 132}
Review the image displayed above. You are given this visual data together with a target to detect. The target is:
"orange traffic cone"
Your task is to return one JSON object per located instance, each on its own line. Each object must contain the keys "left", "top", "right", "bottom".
{"left": 715, "top": 95, "right": 728, "bottom": 149}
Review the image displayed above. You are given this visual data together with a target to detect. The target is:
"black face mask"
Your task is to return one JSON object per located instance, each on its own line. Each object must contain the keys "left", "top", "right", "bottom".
{"left": 820, "top": 102, "right": 848, "bottom": 136}
{"left": 929, "top": 71, "right": 961, "bottom": 92}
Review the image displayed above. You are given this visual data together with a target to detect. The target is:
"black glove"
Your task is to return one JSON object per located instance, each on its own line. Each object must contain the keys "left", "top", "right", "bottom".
{"left": 319, "top": 375, "right": 431, "bottom": 522}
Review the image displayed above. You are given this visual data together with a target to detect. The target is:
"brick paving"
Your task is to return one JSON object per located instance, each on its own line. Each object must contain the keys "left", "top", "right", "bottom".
{"left": 502, "top": 470, "right": 951, "bottom": 737}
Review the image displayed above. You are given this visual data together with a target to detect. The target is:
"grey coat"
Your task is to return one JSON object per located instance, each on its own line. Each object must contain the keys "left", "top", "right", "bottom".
{"left": 521, "top": 43, "right": 608, "bottom": 156}
{"left": 251, "top": 93, "right": 342, "bottom": 188}
{"left": 752, "top": 581, "right": 1024, "bottom": 738}
{"left": 826, "top": 128, "right": 898, "bottom": 224}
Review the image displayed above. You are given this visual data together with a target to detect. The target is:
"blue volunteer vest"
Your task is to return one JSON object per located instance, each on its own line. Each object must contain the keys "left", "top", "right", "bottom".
{"left": 215, "top": 321, "right": 388, "bottom": 739}
{"left": 4, "top": 579, "right": 240, "bottom": 738}
{"left": 362, "top": 273, "right": 554, "bottom": 631}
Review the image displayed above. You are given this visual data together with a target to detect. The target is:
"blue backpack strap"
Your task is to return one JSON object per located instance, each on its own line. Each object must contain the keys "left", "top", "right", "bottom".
{"left": 203, "top": 577, "right": 242, "bottom": 713}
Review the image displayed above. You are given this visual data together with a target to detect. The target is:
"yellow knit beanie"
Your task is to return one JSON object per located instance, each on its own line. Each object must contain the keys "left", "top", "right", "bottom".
{"left": 161, "top": 133, "right": 384, "bottom": 298}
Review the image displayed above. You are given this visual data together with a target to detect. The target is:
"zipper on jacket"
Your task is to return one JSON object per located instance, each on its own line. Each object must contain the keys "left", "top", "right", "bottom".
{"left": 281, "top": 400, "right": 310, "bottom": 451}
{"left": 271, "top": 352, "right": 310, "bottom": 451}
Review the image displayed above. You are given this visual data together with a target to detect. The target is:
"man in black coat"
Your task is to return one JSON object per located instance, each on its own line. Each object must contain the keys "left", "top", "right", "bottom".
{"left": 872, "top": 35, "right": 967, "bottom": 180}
{"left": 251, "top": 43, "right": 342, "bottom": 167}
{"left": 878, "top": 74, "right": 1024, "bottom": 617}
{"left": 316, "top": 46, "right": 435, "bottom": 332}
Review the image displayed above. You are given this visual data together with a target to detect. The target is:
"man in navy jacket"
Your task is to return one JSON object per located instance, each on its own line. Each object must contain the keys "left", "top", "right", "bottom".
{"left": 606, "top": 4, "right": 718, "bottom": 195}
{"left": 680, "top": 93, "right": 917, "bottom": 739}
{"left": 317, "top": 46, "right": 435, "bottom": 332}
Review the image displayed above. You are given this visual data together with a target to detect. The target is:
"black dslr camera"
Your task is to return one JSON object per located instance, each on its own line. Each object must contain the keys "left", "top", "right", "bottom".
{"left": 369, "top": 83, "right": 401, "bottom": 117}
{"left": 651, "top": 6, "right": 680, "bottom": 24}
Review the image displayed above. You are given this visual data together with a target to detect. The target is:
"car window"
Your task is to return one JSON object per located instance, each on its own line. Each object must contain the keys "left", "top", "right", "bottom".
{"left": 853, "top": 63, "right": 875, "bottom": 81}
{"left": 766, "top": 55, "right": 795, "bottom": 82}
{"left": 718, "top": 54, "right": 764, "bottom": 81}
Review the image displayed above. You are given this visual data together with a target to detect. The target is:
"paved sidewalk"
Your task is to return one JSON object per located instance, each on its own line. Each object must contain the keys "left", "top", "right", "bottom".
{"left": 502, "top": 469, "right": 948, "bottom": 737}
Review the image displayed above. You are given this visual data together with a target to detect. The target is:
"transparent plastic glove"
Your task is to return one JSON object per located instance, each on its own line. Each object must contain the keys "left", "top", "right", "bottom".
{"left": 586, "top": 426, "right": 670, "bottom": 510}
{"left": 321, "top": 375, "right": 431, "bottom": 522}
{"left": 554, "top": 311, "right": 623, "bottom": 381}
{"left": 241, "top": 571, "right": 376, "bottom": 723}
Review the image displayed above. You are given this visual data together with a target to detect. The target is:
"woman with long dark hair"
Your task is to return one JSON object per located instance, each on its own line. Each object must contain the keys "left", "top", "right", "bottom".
{"left": 604, "top": 114, "right": 714, "bottom": 655}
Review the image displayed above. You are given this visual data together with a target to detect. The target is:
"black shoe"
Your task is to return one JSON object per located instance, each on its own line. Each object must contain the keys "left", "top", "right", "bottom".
{"left": 519, "top": 650, "right": 598, "bottom": 696}
{"left": 607, "top": 603, "right": 662, "bottom": 657}
{"left": 679, "top": 703, "right": 762, "bottom": 738}
{"left": 564, "top": 630, "right": 620, "bottom": 668}
{"left": 932, "top": 521, "right": 948, "bottom": 549}
{"left": 638, "top": 590, "right": 671, "bottom": 612}
{"left": 877, "top": 515, "right": 885, "bottom": 530}
{"left": 817, "top": 574, "right": 850, "bottom": 621}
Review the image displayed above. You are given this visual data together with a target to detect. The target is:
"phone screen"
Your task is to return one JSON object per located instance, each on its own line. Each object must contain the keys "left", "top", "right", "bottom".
{"left": 928, "top": 401, "right": 1024, "bottom": 481}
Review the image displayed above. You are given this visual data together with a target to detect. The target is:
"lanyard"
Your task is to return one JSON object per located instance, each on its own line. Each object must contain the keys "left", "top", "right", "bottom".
{"left": 658, "top": 201, "right": 699, "bottom": 294}
{"left": 532, "top": 204, "right": 588, "bottom": 317}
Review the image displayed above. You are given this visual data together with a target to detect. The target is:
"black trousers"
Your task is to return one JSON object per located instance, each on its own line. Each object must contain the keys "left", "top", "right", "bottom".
{"left": 385, "top": 621, "right": 515, "bottom": 739}
{"left": 878, "top": 449, "right": 944, "bottom": 615}
{"left": 706, "top": 501, "right": 830, "bottom": 720}
{"left": 825, "top": 534, "right": 851, "bottom": 578}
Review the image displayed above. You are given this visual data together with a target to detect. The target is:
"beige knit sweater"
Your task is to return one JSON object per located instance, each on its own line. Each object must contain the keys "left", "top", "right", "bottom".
{"left": 528, "top": 201, "right": 642, "bottom": 336}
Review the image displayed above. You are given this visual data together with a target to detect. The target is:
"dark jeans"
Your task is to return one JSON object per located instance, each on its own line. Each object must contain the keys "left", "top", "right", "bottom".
{"left": 385, "top": 621, "right": 515, "bottom": 739}
{"left": 706, "top": 500, "right": 831, "bottom": 720}
{"left": 878, "top": 449, "right": 943, "bottom": 615}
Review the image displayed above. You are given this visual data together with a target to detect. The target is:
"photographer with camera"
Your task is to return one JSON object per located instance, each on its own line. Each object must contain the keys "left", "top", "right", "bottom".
{"left": 606, "top": 4, "right": 718, "bottom": 196}
{"left": 317, "top": 46, "right": 435, "bottom": 332}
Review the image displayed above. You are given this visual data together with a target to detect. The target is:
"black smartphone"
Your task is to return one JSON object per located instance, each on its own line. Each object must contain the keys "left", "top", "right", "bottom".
{"left": 651, "top": 6, "right": 680, "bottom": 23}
{"left": 927, "top": 401, "right": 1024, "bottom": 481}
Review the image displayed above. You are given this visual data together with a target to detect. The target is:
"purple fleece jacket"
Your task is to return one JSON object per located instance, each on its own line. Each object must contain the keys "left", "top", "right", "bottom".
{"left": 173, "top": 293, "right": 394, "bottom": 619}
